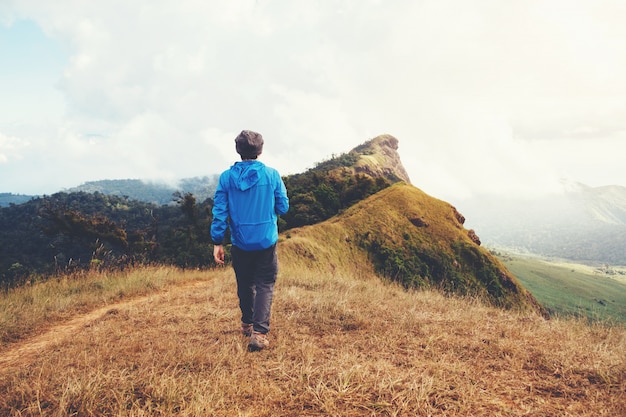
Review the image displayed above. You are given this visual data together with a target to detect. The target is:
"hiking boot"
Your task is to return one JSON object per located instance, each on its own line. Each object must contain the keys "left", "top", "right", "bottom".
{"left": 248, "top": 331, "right": 269, "bottom": 351}
{"left": 241, "top": 322, "right": 253, "bottom": 337}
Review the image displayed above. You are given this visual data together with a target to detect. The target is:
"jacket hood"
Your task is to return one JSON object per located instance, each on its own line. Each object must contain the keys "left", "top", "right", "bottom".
{"left": 229, "top": 161, "right": 263, "bottom": 191}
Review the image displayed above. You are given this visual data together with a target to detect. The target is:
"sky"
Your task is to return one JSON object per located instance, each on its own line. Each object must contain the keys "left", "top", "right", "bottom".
{"left": 1, "top": 0, "right": 625, "bottom": 204}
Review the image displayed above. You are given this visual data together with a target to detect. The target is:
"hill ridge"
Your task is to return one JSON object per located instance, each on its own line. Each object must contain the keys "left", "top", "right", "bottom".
{"left": 0, "top": 134, "right": 544, "bottom": 314}
{"left": 280, "top": 182, "right": 545, "bottom": 315}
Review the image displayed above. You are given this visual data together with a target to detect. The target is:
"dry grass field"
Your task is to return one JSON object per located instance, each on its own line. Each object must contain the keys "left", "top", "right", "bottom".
{"left": 0, "top": 261, "right": 624, "bottom": 416}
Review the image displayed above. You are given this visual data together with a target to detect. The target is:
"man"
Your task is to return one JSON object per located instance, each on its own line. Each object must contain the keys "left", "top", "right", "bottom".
{"left": 211, "top": 130, "right": 289, "bottom": 351}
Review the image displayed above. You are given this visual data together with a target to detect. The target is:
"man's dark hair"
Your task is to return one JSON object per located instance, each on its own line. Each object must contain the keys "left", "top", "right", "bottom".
{"left": 235, "top": 130, "right": 264, "bottom": 159}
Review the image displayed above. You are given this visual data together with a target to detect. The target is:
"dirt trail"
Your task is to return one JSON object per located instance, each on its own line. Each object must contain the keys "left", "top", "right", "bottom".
{"left": 0, "top": 280, "right": 209, "bottom": 371}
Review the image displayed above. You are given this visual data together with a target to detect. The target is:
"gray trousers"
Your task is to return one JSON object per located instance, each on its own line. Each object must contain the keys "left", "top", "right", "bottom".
{"left": 231, "top": 244, "right": 278, "bottom": 334}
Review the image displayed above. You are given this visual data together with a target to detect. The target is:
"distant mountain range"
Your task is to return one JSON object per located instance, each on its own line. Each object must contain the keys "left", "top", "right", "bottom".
{"left": 67, "top": 176, "right": 220, "bottom": 205}
{"left": 0, "top": 193, "right": 33, "bottom": 206}
{"left": 459, "top": 182, "right": 626, "bottom": 265}
{"left": 0, "top": 176, "right": 219, "bottom": 207}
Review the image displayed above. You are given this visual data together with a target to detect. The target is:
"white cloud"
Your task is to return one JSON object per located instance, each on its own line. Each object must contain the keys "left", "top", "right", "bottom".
{"left": 0, "top": 132, "right": 29, "bottom": 164}
{"left": 1, "top": 0, "right": 626, "bottom": 200}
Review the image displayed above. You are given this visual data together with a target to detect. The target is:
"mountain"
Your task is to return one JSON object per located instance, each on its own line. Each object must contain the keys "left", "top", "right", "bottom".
{"left": 281, "top": 134, "right": 544, "bottom": 313}
{"left": 67, "top": 176, "right": 219, "bottom": 205}
{"left": 0, "top": 193, "right": 34, "bottom": 207}
{"left": 459, "top": 182, "right": 626, "bottom": 264}
{"left": 579, "top": 183, "right": 626, "bottom": 225}
{"left": 351, "top": 134, "right": 411, "bottom": 183}
{"left": 0, "top": 177, "right": 220, "bottom": 207}
{"left": 0, "top": 134, "right": 543, "bottom": 313}
{"left": 281, "top": 135, "right": 409, "bottom": 229}
{"left": 281, "top": 182, "right": 544, "bottom": 315}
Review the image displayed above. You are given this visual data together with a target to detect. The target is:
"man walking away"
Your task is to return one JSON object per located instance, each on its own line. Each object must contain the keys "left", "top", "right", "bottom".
{"left": 211, "top": 130, "right": 289, "bottom": 351}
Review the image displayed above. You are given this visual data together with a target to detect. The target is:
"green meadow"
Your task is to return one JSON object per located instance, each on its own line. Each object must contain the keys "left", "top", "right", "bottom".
{"left": 497, "top": 252, "right": 626, "bottom": 325}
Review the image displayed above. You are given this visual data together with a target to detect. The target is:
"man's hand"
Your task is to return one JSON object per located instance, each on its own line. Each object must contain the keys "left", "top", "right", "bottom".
{"left": 213, "top": 244, "right": 225, "bottom": 265}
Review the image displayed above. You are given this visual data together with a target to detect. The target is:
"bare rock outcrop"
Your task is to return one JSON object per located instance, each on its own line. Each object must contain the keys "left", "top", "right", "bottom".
{"left": 352, "top": 135, "right": 411, "bottom": 184}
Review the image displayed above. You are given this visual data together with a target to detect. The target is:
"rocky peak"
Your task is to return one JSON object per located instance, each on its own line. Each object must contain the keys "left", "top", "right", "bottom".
{"left": 351, "top": 135, "right": 411, "bottom": 184}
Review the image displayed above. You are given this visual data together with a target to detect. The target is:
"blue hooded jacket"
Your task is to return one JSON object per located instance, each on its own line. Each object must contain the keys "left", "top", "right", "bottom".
{"left": 211, "top": 160, "right": 289, "bottom": 251}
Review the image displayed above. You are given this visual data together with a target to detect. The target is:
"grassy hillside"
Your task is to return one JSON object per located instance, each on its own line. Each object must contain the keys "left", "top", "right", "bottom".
{"left": 0, "top": 263, "right": 624, "bottom": 415}
{"left": 497, "top": 253, "right": 626, "bottom": 324}
{"left": 282, "top": 183, "right": 544, "bottom": 314}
